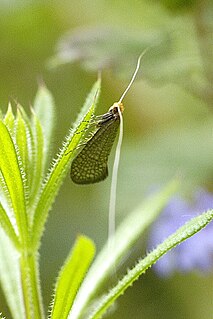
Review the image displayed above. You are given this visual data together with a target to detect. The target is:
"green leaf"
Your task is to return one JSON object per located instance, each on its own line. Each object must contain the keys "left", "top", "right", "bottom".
{"left": 68, "top": 179, "right": 178, "bottom": 319}
{"left": 88, "top": 209, "right": 213, "bottom": 319}
{"left": 0, "top": 120, "right": 28, "bottom": 243}
{"left": 3, "top": 103, "right": 15, "bottom": 134}
{"left": 34, "top": 85, "right": 55, "bottom": 168}
{"left": 0, "top": 230, "right": 25, "bottom": 319}
{"left": 17, "top": 106, "right": 44, "bottom": 209}
{"left": 0, "top": 168, "right": 18, "bottom": 246}
{"left": 29, "top": 110, "right": 44, "bottom": 211}
{"left": 31, "top": 79, "right": 101, "bottom": 249}
{"left": 15, "top": 109, "right": 31, "bottom": 194}
{"left": 73, "top": 76, "right": 101, "bottom": 131}
{"left": 0, "top": 203, "right": 19, "bottom": 248}
{"left": 50, "top": 235, "right": 95, "bottom": 319}
{"left": 0, "top": 169, "right": 13, "bottom": 215}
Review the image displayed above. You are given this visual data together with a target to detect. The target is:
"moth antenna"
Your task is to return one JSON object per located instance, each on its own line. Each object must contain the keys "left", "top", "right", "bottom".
{"left": 118, "top": 48, "right": 149, "bottom": 103}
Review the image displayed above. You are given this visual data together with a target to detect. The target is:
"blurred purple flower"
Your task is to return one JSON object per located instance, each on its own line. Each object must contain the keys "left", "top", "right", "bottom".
{"left": 148, "top": 189, "right": 213, "bottom": 276}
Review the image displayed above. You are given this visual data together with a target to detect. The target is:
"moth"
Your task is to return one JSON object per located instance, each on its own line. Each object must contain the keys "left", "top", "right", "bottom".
{"left": 70, "top": 54, "right": 143, "bottom": 184}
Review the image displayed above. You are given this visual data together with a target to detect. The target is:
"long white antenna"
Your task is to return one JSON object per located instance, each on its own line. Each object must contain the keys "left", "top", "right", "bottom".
{"left": 108, "top": 106, "right": 123, "bottom": 254}
{"left": 118, "top": 48, "right": 148, "bottom": 103}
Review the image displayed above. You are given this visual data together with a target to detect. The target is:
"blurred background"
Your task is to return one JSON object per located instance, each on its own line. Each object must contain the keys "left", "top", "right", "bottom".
{"left": 0, "top": 0, "right": 212, "bottom": 318}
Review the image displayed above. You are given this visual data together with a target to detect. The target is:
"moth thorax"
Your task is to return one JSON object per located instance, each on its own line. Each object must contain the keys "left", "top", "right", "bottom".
{"left": 109, "top": 102, "right": 124, "bottom": 116}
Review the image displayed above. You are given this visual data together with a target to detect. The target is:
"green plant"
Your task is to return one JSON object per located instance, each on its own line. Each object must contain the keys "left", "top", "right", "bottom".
{"left": 0, "top": 80, "right": 212, "bottom": 319}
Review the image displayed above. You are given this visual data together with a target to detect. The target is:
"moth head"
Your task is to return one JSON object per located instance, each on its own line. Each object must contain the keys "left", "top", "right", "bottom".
{"left": 109, "top": 102, "right": 124, "bottom": 117}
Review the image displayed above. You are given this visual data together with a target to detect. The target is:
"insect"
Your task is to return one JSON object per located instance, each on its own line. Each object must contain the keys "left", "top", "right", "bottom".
{"left": 70, "top": 53, "right": 143, "bottom": 184}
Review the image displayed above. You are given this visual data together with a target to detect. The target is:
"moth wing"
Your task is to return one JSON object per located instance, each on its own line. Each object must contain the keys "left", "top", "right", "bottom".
{"left": 71, "top": 154, "right": 108, "bottom": 184}
{"left": 70, "top": 119, "right": 119, "bottom": 184}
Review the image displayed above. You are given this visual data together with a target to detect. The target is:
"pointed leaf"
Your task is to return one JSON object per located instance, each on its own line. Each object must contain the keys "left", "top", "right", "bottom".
{"left": 4, "top": 103, "right": 15, "bottom": 134}
{"left": 29, "top": 110, "right": 44, "bottom": 210}
{"left": 73, "top": 76, "right": 101, "bottom": 129}
{"left": 15, "top": 109, "right": 31, "bottom": 194}
{"left": 0, "top": 120, "right": 28, "bottom": 241}
{"left": 32, "top": 79, "right": 101, "bottom": 249}
{"left": 88, "top": 209, "right": 213, "bottom": 319}
{"left": 68, "top": 180, "right": 178, "bottom": 319}
{"left": 50, "top": 235, "right": 95, "bottom": 319}
{"left": 17, "top": 106, "right": 44, "bottom": 208}
{"left": 34, "top": 85, "right": 55, "bottom": 168}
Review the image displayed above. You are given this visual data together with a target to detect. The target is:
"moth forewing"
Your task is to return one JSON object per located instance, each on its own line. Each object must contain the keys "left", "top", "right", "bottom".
{"left": 70, "top": 103, "right": 123, "bottom": 184}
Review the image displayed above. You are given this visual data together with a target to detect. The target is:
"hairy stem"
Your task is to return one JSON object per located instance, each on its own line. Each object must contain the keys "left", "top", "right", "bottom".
{"left": 20, "top": 249, "right": 44, "bottom": 319}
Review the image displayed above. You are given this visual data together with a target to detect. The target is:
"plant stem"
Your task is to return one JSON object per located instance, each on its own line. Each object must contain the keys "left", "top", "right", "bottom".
{"left": 20, "top": 249, "right": 44, "bottom": 319}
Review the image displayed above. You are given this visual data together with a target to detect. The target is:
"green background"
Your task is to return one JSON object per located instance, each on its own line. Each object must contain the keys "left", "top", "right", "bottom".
{"left": 0, "top": 1, "right": 212, "bottom": 318}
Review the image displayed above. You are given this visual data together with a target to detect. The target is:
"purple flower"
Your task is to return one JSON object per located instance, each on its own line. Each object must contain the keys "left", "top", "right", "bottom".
{"left": 148, "top": 189, "right": 213, "bottom": 276}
